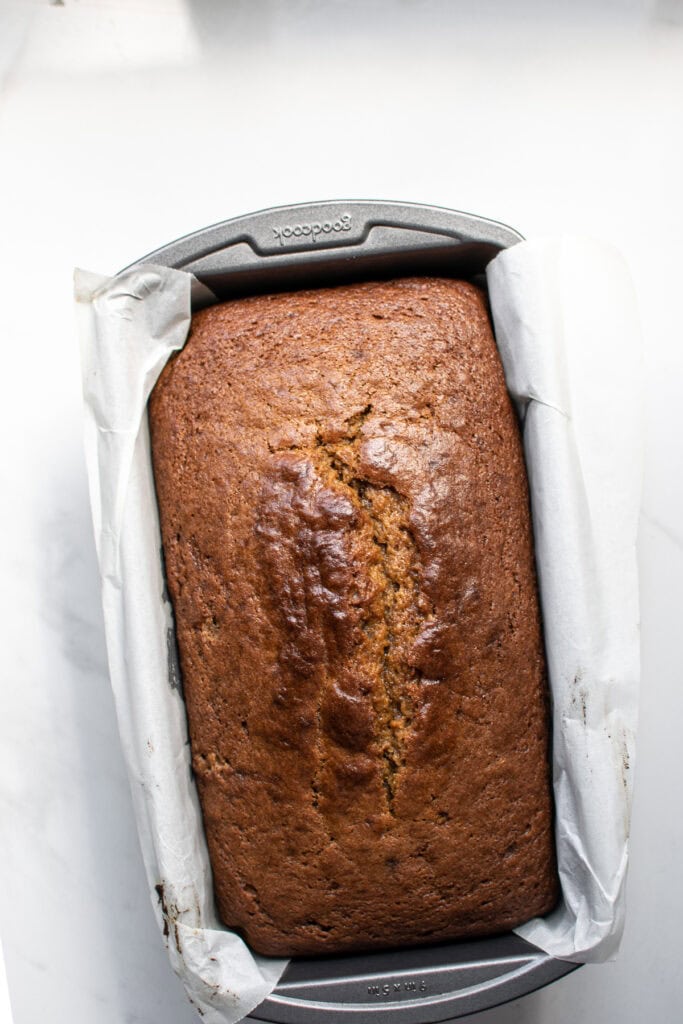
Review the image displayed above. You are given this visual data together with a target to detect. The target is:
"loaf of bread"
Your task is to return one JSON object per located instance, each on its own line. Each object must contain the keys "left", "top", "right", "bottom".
{"left": 148, "top": 277, "right": 558, "bottom": 956}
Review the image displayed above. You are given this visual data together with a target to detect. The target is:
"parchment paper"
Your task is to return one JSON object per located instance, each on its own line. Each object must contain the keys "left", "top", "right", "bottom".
{"left": 75, "top": 235, "right": 641, "bottom": 1021}
{"left": 488, "top": 238, "right": 641, "bottom": 960}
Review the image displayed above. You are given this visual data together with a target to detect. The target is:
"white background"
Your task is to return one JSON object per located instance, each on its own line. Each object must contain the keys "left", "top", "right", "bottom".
{"left": 1, "top": 1, "right": 682, "bottom": 1023}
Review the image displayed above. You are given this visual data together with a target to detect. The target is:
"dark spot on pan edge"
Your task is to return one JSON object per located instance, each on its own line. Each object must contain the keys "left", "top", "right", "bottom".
{"left": 161, "top": 546, "right": 184, "bottom": 694}
{"left": 166, "top": 627, "right": 184, "bottom": 694}
{"left": 160, "top": 546, "right": 172, "bottom": 606}
{"left": 155, "top": 883, "right": 170, "bottom": 938}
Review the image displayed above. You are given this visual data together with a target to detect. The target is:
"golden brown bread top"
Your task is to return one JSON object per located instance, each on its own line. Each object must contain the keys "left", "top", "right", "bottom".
{"left": 149, "top": 277, "right": 558, "bottom": 955}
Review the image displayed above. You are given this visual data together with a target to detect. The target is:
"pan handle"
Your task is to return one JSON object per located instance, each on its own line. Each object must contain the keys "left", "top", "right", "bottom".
{"left": 127, "top": 200, "right": 523, "bottom": 298}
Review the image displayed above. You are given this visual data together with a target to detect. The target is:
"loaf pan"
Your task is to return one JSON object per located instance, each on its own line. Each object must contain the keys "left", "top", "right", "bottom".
{"left": 130, "top": 200, "right": 577, "bottom": 1023}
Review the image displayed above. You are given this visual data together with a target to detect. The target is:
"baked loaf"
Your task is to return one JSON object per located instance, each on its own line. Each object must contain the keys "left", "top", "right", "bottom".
{"left": 149, "top": 277, "right": 558, "bottom": 957}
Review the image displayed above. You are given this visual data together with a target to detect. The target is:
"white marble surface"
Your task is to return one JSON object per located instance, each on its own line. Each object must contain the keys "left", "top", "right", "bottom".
{"left": 1, "top": 2, "right": 682, "bottom": 1023}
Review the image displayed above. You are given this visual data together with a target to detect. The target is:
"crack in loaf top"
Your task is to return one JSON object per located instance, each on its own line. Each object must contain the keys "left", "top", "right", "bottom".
{"left": 148, "top": 277, "right": 558, "bottom": 957}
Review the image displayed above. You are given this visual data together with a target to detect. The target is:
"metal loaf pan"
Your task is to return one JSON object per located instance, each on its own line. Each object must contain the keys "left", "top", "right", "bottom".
{"left": 132, "top": 200, "right": 576, "bottom": 1023}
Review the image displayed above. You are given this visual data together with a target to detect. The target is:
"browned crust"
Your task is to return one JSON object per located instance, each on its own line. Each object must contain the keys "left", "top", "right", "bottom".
{"left": 149, "top": 277, "right": 558, "bottom": 956}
